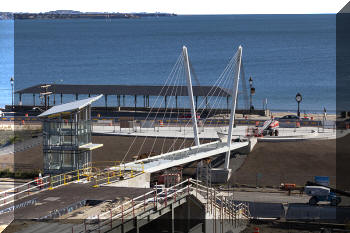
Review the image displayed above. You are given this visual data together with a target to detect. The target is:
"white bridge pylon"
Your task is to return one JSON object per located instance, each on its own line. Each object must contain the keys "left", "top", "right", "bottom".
{"left": 118, "top": 45, "right": 247, "bottom": 174}
{"left": 183, "top": 46, "right": 200, "bottom": 146}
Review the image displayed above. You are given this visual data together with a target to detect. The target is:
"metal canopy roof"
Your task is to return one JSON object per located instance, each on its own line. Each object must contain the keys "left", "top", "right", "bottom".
{"left": 38, "top": 94, "right": 103, "bottom": 117}
{"left": 16, "top": 84, "right": 231, "bottom": 97}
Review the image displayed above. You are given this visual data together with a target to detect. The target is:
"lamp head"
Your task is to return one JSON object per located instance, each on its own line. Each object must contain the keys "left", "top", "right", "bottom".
{"left": 249, "top": 76, "right": 253, "bottom": 85}
{"left": 295, "top": 93, "right": 302, "bottom": 102}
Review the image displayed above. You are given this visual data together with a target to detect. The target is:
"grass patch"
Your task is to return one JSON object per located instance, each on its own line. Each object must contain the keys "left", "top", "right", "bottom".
{"left": 0, "top": 169, "right": 42, "bottom": 179}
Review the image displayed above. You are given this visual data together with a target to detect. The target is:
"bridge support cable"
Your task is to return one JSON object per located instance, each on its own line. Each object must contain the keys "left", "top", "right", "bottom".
{"left": 171, "top": 54, "right": 237, "bottom": 151}
{"left": 121, "top": 53, "right": 184, "bottom": 163}
{"left": 240, "top": 61, "right": 250, "bottom": 111}
{"left": 140, "top": 54, "right": 184, "bottom": 156}
{"left": 121, "top": 45, "right": 245, "bottom": 168}
{"left": 171, "top": 47, "right": 240, "bottom": 151}
{"left": 159, "top": 62, "right": 184, "bottom": 154}
{"left": 136, "top": 50, "right": 188, "bottom": 159}
{"left": 180, "top": 47, "right": 239, "bottom": 148}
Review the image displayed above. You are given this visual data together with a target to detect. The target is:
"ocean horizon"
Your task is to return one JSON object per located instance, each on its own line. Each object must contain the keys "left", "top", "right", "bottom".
{"left": 0, "top": 14, "right": 336, "bottom": 113}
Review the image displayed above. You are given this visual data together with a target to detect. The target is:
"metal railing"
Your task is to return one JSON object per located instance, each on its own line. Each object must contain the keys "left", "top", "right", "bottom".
{"left": 75, "top": 179, "right": 250, "bottom": 233}
{"left": 0, "top": 176, "right": 50, "bottom": 208}
{"left": 48, "top": 167, "right": 93, "bottom": 190}
{"left": 0, "top": 162, "right": 145, "bottom": 210}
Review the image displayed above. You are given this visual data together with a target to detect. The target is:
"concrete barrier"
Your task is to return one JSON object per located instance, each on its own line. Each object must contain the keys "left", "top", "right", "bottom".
{"left": 106, "top": 172, "right": 150, "bottom": 188}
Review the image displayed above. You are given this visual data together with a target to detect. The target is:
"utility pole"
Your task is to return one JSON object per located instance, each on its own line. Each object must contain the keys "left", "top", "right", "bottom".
{"left": 10, "top": 77, "right": 14, "bottom": 109}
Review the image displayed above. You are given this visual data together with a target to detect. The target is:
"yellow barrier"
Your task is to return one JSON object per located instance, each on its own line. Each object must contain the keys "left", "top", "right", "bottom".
{"left": 47, "top": 161, "right": 144, "bottom": 189}
{"left": 48, "top": 167, "right": 93, "bottom": 190}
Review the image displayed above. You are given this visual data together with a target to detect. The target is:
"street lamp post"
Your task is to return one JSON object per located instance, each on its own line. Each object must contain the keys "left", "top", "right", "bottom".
{"left": 295, "top": 93, "right": 302, "bottom": 117}
{"left": 10, "top": 77, "right": 14, "bottom": 109}
{"left": 249, "top": 76, "right": 255, "bottom": 113}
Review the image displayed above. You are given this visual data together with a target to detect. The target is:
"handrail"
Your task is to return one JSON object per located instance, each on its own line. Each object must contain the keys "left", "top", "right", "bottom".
{"left": 69, "top": 178, "right": 251, "bottom": 233}
{"left": 0, "top": 178, "right": 51, "bottom": 208}
{"left": 0, "top": 175, "right": 50, "bottom": 196}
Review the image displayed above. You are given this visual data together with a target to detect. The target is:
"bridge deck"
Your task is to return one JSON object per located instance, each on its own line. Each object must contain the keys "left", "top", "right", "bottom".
{"left": 123, "top": 140, "right": 250, "bottom": 173}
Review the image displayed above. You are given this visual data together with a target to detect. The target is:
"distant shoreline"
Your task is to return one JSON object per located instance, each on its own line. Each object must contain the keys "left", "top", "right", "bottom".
{"left": 0, "top": 12, "right": 177, "bottom": 20}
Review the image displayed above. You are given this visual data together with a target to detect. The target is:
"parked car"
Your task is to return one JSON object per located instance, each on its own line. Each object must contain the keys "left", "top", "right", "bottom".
{"left": 277, "top": 115, "right": 309, "bottom": 121}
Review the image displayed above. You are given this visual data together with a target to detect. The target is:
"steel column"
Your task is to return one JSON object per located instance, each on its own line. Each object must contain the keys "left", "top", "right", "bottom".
{"left": 225, "top": 46, "right": 243, "bottom": 170}
{"left": 183, "top": 46, "right": 200, "bottom": 146}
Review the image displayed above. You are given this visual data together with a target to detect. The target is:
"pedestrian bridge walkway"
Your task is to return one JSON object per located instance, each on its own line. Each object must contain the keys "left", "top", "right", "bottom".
{"left": 121, "top": 140, "right": 250, "bottom": 173}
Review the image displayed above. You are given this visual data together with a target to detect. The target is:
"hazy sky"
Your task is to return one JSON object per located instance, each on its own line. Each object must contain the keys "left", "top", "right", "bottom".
{"left": 0, "top": 0, "right": 348, "bottom": 14}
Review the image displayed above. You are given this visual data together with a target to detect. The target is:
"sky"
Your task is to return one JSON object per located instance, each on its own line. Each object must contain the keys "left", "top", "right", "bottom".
{"left": 0, "top": 0, "right": 348, "bottom": 14}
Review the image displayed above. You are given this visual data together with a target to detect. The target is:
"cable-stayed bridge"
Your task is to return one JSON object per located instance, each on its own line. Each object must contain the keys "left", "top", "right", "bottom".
{"left": 111, "top": 45, "right": 254, "bottom": 182}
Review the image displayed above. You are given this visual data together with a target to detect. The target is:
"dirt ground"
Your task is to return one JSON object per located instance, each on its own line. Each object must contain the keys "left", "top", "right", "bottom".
{"left": 10, "top": 136, "right": 200, "bottom": 170}
{"left": 230, "top": 138, "right": 336, "bottom": 188}
{"left": 7, "top": 134, "right": 340, "bottom": 189}
{"left": 242, "top": 220, "right": 346, "bottom": 233}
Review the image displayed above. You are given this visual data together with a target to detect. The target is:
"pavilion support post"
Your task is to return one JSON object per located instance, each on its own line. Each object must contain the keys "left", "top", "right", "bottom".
{"left": 117, "top": 95, "right": 121, "bottom": 107}
{"left": 205, "top": 96, "right": 208, "bottom": 108}
{"left": 19, "top": 93, "right": 22, "bottom": 106}
{"left": 225, "top": 46, "right": 243, "bottom": 170}
{"left": 88, "top": 93, "right": 91, "bottom": 97}
{"left": 147, "top": 95, "right": 150, "bottom": 107}
{"left": 134, "top": 95, "right": 137, "bottom": 111}
{"left": 226, "top": 96, "right": 229, "bottom": 113}
{"left": 47, "top": 96, "right": 50, "bottom": 108}
{"left": 105, "top": 95, "right": 108, "bottom": 110}
{"left": 75, "top": 93, "right": 78, "bottom": 101}
{"left": 60, "top": 93, "right": 63, "bottom": 104}
{"left": 183, "top": 46, "right": 200, "bottom": 146}
{"left": 165, "top": 96, "right": 167, "bottom": 108}
{"left": 123, "top": 95, "right": 125, "bottom": 106}
{"left": 33, "top": 94, "right": 35, "bottom": 106}
{"left": 143, "top": 95, "right": 145, "bottom": 107}
{"left": 175, "top": 95, "right": 178, "bottom": 109}
{"left": 195, "top": 96, "right": 198, "bottom": 109}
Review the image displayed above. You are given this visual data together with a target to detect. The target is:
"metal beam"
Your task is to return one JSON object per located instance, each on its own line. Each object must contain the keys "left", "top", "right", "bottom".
{"left": 183, "top": 46, "right": 200, "bottom": 146}
{"left": 225, "top": 46, "right": 243, "bottom": 170}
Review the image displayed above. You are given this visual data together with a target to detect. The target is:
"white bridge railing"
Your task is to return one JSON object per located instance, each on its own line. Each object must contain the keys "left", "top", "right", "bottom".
{"left": 0, "top": 176, "right": 50, "bottom": 208}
